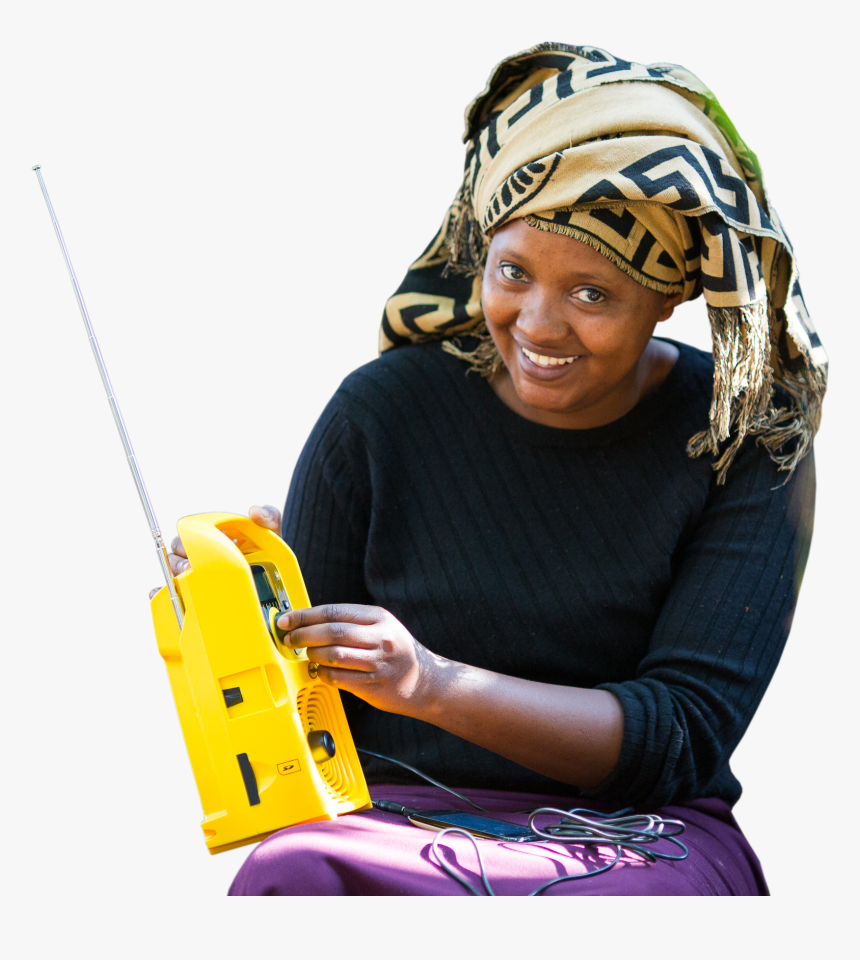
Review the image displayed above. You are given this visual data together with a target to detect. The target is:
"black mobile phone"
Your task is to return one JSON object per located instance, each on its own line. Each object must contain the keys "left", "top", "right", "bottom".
{"left": 407, "top": 810, "right": 539, "bottom": 842}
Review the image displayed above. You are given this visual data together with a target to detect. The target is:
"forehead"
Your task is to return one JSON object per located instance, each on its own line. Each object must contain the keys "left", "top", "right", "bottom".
{"left": 488, "top": 219, "right": 631, "bottom": 283}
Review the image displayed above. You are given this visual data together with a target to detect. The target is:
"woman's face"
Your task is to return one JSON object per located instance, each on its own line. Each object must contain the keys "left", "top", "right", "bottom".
{"left": 482, "top": 219, "right": 680, "bottom": 429}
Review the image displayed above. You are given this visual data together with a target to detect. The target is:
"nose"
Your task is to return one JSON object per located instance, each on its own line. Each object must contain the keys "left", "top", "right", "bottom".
{"left": 516, "top": 288, "right": 571, "bottom": 345}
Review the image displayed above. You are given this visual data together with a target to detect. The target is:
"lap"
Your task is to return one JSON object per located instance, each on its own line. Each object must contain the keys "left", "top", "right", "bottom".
{"left": 228, "top": 784, "right": 768, "bottom": 896}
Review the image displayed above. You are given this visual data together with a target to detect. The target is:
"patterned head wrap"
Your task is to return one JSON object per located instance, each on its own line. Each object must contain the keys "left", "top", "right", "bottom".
{"left": 380, "top": 43, "right": 827, "bottom": 480}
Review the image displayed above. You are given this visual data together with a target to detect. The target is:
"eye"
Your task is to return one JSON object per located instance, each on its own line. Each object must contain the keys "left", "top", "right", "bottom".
{"left": 500, "top": 263, "right": 527, "bottom": 282}
{"left": 574, "top": 287, "right": 605, "bottom": 304}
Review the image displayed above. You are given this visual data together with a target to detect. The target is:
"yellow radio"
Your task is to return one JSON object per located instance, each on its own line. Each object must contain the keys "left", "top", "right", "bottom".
{"left": 151, "top": 513, "right": 371, "bottom": 853}
{"left": 35, "top": 166, "right": 371, "bottom": 855}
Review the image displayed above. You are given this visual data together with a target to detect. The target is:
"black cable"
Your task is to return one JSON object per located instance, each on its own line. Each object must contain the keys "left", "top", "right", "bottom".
{"left": 526, "top": 847, "right": 623, "bottom": 896}
{"left": 429, "top": 828, "right": 624, "bottom": 896}
{"left": 357, "top": 747, "right": 486, "bottom": 811}
{"left": 357, "top": 748, "right": 689, "bottom": 894}
{"left": 528, "top": 806, "right": 689, "bottom": 863}
{"left": 430, "top": 829, "right": 496, "bottom": 896}
{"left": 371, "top": 799, "right": 422, "bottom": 817}
{"left": 429, "top": 807, "right": 689, "bottom": 896}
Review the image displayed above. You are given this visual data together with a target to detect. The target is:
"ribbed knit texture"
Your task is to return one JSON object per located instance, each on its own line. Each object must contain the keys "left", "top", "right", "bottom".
{"left": 282, "top": 340, "right": 815, "bottom": 808}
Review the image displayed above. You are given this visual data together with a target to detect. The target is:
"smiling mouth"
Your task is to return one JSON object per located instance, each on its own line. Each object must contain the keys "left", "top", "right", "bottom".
{"left": 521, "top": 347, "right": 581, "bottom": 367}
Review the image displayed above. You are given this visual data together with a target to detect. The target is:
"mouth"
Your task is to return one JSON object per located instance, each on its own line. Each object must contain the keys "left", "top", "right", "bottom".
{"left": 521, "top": 347, "right": 580, "bottom": 367}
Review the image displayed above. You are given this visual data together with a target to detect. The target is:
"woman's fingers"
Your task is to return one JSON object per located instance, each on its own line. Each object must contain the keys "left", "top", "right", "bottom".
{"left": 171, "top": 536, "right": 188, "bottom": 559}
{"left": 299, "top": 643, "right": 377, "bottom": 672}
{"left": 249, "top": 504, "right": 282, "bottom": 531}
{"left": 274, "top": 604, "right": 398, "bottom": 681}
{"left": 272, "top": 602, "right": 428, "bottom": 711}
{"left": 168, "top": 553, "right": 190, "bottom": 576}
{"left": 279, "top": 619, "right": 379, "bottom": 652}
{"left": 150, "top": 539, "right": 187, "bottom": 599}
{"left": 277, "top": 603, "right": 384, "bottom": 634}
{"left": 168, "top": 536, "right": 190, "bottom": 575}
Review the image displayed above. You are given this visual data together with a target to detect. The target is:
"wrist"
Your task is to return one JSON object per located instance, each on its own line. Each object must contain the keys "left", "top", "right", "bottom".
{"left": 407, "top": 647, "right": 459, "bottom": 721}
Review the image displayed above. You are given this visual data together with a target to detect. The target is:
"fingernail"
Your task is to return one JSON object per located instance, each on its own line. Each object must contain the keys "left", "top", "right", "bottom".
{"left": 178, "top": 560, "right": 190, "bottom": 572}
{"left": 259, "top": 507, "right": 272, "bottom": 520}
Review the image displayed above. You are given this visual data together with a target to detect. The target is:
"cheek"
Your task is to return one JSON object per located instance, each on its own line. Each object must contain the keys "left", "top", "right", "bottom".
{"left": 576, "top": 316, "right": 632, "bottom": 355}
{"left": 576, "top": 299, "right": 659, "bottom": 358}
{"left": 481, "top": 280, "right": 519, "bottom": 347}
{"left": 481, "top": 278, "right": 507, "bottom": 323}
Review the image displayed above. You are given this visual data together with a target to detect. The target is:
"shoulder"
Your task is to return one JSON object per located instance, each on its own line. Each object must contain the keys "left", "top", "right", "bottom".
{"left": 661, "top": 340, "right": 813, "bottom": 485}
{"left": 295, "top": 342, "right": 479, "bottom": 473}
{"left": 665, "top": 341, "right": 816, "bottom": 521}
{"left": 293, "top": 347, "right": 459, "bottom": 472}
{"left": 328, "top": 341, "right": 474, "bottom": 427}
{"left": 660, "top": 339, "right": 714, "bottom": 405}
{"left": 337, "top": 341, "right": 464, "bottom": 396}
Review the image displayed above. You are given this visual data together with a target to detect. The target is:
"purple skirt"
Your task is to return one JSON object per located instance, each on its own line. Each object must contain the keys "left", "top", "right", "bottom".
{"left": 228, "top": 784, "right": 768, "bottom": 896}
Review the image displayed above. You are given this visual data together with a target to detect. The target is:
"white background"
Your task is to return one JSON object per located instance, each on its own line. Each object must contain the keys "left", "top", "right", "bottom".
{"left": 2, "top": 0, "right": 855, "bottom": 951}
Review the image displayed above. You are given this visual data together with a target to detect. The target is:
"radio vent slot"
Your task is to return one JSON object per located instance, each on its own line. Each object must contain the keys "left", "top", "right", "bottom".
{"left": 296, "top": 685, "right": 365, "bottom": 807}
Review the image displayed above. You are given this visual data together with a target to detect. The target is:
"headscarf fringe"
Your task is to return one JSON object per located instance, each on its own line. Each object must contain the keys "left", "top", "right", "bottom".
{"left": 758, "top": 361, "right": 826, "bottom": 476}
{"left": 441, "top": 322, "right": 504, "bottom": 376}
{"left": 687, "top": 301, "right": 826, "bottom": 483}
{"left": 443, "top": 173, "right": 487, "bottom": 276}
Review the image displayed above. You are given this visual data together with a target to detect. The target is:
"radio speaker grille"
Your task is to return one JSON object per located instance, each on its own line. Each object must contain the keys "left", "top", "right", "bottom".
{"left": 296, "top": 684, "right": 365, "bottom": 807}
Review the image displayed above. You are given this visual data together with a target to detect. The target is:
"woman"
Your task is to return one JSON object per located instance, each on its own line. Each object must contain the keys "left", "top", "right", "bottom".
{"left": 208, "top": 44, "right": 825, "bottom": 894}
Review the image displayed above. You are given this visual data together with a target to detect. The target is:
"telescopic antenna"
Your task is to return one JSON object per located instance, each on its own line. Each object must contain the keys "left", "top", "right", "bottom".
{"left": 33, "top": 165, "right": 185, "bottom": 629}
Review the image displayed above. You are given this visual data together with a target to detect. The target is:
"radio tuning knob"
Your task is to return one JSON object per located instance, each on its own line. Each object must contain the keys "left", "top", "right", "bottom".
{"left": 269, "top": 607, "right": 288, "bottom": 643}
{"left": 308, "top": 730, "right": 336, "bottom": 764}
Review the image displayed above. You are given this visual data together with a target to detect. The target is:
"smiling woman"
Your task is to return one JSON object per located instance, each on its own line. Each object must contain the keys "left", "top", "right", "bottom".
{"left": 215, "top": 43, "right": 825, "bottom": 896}
{"left": 481, "top": 220, "right": 681, "bottom": 428}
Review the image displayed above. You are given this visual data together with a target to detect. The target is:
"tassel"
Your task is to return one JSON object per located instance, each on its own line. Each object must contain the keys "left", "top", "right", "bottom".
{"left": 687, "top": 299, "right": 826, "bottom": 483}
{"left": 757, "top": 356, "right": 826, "bottom": 476}
{"left": 441, "top": 322, "right": 504, "bottom": 377}
{"left": 443, "top": 165, "right": 488, "bottom": 277}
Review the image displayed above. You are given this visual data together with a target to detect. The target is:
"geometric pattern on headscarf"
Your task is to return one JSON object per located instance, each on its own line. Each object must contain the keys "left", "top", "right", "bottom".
{"left": 524, "top": 205, "right": 695, "bottom": 297}
{"left": 380, "top": 43, "right": 826, "bottom": 480}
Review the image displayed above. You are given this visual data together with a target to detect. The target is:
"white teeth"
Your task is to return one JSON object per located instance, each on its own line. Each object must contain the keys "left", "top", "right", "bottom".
{"left": 522, "top": 347, "right": 579, "bottom": 367}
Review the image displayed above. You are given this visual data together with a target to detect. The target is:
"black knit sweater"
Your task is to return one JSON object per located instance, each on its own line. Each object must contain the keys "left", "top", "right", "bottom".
{"left": 282, "top": 340, "right": 815, "bottom": 807}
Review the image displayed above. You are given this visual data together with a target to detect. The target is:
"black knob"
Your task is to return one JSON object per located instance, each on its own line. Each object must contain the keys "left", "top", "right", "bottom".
{"left": 269, "top": 607, "right": 289, "bottom": 643}
{"left": 308, "top": 730, "right": 336, "bottom": 764}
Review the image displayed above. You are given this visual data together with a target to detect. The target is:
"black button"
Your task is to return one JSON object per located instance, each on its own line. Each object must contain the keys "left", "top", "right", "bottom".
{"left": 223, "top": 687, "right": 244, "bottom": 708}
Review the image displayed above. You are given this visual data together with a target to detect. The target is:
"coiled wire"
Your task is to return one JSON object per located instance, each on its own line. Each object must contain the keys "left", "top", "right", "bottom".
{"left": 361, "top": 746, "right": 689, "bottom": 896}
{"left": 431, "top": 807, "right": 688, "bottom": 896}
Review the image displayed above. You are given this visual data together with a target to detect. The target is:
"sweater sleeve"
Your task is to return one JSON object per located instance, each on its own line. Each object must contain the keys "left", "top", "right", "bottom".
{"left": 591, "top": 441, "right": 816, "bottom": 808}
{"left": 281, "top": 394, "right": 374, "bottom": 608}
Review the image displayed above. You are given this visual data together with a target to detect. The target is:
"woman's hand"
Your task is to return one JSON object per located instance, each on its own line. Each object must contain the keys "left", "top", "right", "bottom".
{"left": 148, "top": 504, "right": 282, "bottom": 598}
{"left": 276, "top": 604, "right": 446, "bottom": 716}
{"left": 277, "top": 603, "right": 623, "bottom": 789}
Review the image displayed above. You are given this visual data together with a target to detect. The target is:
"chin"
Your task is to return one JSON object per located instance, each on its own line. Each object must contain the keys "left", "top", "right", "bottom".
{"left": 514, "top": 379, "right": 579, "bottom": 413}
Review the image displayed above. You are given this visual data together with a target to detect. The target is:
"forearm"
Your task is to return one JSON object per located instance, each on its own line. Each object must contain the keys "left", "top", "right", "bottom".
{"left": 410, "top": 657, "right": 625, "bottom": 790}
{"left": 277, "top": 603, "right": 625, "bottom": 790}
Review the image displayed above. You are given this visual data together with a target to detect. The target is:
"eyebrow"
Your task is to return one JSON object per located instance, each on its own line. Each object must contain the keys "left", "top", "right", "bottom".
{"left": 494, "top": 246, "right": 618, "bottom": 284}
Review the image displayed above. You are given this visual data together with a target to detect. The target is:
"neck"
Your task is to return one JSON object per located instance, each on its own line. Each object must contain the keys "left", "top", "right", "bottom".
{"left": 488, "top": 338, "right": 680, "bottom": 430}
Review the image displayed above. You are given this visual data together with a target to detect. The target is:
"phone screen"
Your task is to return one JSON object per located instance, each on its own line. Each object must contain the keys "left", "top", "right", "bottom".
{"left": 408, "top": 810, "right": 539, "bottom": 842}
